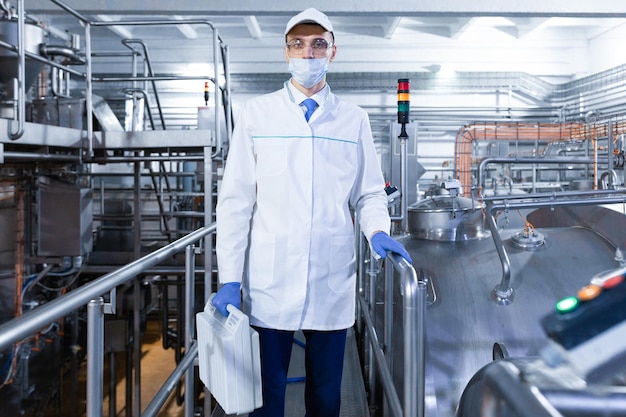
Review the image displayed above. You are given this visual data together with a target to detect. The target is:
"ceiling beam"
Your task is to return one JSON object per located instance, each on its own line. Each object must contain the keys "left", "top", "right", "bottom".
{"left": 383, "top": 17, "right": 402, "bottom": 39}
{"left": 95, "top": 14, "right": 133, "bottom": 39}
{"left": 449, "top": 17, "right": 475, "bottom": 39}
{"left": 243, "top": 16, "right": 262, "bottom": 39}
{"left": 173, "top": 15, "right": 197, "bottom": 39}
{"left": 24, "top": 0, "right": 626, "bottom": 17}
{"left": 507, "top": 17, "right": 550, "bottom": 38}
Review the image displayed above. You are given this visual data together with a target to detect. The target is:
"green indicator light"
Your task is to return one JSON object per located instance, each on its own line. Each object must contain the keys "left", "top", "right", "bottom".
{"left": 556, "top": 296, "right": 579, "bottom": 313}
{"left": 398, "top": 102, "right": 410, "bottom": 113}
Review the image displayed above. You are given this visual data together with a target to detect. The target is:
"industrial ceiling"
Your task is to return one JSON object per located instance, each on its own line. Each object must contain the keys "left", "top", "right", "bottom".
{"left": 23, "top": 0, "right": 626, "bottom": 81}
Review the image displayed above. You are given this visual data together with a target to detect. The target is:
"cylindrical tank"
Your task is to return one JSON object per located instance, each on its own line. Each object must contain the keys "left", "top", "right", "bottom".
{"left": 382, "top": 205, "right": 626, "bottom": 417}
{"left": 407, "top": 195, "right": 489, "bottom": 241}
{"left": 0, "top": 19, "right": 46, "bottom": 93}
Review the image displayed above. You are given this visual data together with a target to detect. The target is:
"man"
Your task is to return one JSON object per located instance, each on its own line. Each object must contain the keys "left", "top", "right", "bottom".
{"left": 213, "top": 8, "right": 411, "bottom": 417}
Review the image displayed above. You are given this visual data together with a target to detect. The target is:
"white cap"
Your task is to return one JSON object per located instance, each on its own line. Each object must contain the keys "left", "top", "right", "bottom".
{"left": 285, "top": 8, "right": 334, "bottom": 36}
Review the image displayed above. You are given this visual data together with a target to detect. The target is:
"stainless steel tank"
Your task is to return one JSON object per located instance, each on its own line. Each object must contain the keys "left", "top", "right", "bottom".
{"left": 407, "top": 196, "right": 489, "bottom": 241}
{"left": 0, "top": 19, "right": 45, "bottom": 94}
{"left": 384, "top": 205, "right": 626, "bottom": 417}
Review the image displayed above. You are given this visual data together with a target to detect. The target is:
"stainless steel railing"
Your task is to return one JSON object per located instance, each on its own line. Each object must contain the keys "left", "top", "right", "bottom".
{"left": 0, "top": 224, "right": 216, "bottom": 417}
{"left": 357, "top": 232, "right": 427, "bottom": 417}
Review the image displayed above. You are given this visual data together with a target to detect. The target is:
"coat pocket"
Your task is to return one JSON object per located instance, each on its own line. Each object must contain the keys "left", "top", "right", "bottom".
{"left": 248, "top": 232, "right": 276, "bottom": 290}
{"left": 327, "top": 234, "right": 356, "bottom": 293}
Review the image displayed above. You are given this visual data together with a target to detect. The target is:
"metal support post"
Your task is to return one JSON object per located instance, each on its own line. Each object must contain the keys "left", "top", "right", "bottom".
{"left": 184, "top": 244, "right": 196, "bottom": 417}
{"left": 87, "top": 297, "right": 105, "bottom": 417}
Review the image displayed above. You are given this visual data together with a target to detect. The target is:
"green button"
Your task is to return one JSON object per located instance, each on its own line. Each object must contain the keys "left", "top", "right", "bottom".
{"left": 556, "top": 296, "right": 579, "bottom": 313}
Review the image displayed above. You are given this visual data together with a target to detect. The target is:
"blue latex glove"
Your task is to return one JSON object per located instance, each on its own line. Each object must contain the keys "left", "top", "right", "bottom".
{"left": 371, "top": 231, "right": 412, "bottom": 263}
{"left": 212, "top": 282, "right": 241, "bottom": 317}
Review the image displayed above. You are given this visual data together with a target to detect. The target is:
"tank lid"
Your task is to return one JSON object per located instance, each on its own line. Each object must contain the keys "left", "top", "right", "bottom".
{"left": 408, "top": 196, "right": 483, "bottom": 213}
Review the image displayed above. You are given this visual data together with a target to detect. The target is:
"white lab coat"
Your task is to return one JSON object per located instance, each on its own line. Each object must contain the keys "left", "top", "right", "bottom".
{"left": 216, "top": 83, "right": 390, "bottom": 331}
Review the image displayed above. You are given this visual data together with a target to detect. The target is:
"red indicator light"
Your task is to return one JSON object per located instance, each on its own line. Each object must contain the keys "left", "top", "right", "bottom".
{"left": 602, "top": 275, "right": 624, "bottom": 289}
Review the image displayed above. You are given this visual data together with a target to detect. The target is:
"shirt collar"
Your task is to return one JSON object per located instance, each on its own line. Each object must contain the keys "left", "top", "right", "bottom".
{"left": 285, "top": 81, "right": 330, "bottom": 107}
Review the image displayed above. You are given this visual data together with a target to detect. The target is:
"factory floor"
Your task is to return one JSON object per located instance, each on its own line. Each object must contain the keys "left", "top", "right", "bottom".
{"left": 48, "top": 318, "right": 367, "bottom": 417}
{"left": 102, "top": 319, "right": 188, "bottom": 417}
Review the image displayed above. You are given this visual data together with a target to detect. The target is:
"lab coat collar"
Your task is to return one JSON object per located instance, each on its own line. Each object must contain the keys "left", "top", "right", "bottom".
{"left": 285, "top": 80, "right": 330, "bottom": 108}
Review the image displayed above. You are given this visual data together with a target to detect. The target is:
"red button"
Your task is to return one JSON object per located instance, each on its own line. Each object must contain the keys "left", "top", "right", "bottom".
{"left": 602, "top": 275, "right": 624, "bottom": 289}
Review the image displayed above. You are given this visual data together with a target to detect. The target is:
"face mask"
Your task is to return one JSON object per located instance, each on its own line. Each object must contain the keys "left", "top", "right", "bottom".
{"left": 288, "top": 57, "right": 329, "bottom": 88}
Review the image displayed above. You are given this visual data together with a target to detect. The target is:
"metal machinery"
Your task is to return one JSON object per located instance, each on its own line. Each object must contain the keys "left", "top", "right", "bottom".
{"left": 358, "top": 80, "right": 626, "bottom": 416}
{"left": 0, "top": 0, "right": 229, "bottom": 415}
{"left": 2, "top": 1, "right": 626, "bottom": 417}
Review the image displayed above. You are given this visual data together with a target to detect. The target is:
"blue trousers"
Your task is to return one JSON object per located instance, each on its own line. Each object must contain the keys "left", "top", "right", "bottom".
{"left": 249, "top": 326, "right": 347, "bottom": 417}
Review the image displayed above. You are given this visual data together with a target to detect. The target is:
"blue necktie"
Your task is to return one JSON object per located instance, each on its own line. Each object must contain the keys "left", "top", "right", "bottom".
{"left": 302, "top": 98, "right": 318, "bottom": 122}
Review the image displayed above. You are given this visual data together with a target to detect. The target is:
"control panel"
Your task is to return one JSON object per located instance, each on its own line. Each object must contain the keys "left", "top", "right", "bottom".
{"left": 541, "top": 267, "right": 626, "bottom": 350}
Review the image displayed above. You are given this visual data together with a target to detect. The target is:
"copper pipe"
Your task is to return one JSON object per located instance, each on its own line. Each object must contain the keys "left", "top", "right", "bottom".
{"left": 454, "top": 120, "right": 626, "bottom": 194}
{"left": 15, "top": 187, "right": 24, "bottom": 316}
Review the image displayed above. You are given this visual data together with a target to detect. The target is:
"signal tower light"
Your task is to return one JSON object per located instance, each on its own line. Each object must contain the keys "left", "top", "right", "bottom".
{"left": 397, "top": 79, "right": 410, "bottom": 139}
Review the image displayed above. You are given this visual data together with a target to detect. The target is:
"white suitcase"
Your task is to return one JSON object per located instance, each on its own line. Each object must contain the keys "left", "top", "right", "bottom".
{"left": 196, "top": 294, "right": 262, "bottom": 415}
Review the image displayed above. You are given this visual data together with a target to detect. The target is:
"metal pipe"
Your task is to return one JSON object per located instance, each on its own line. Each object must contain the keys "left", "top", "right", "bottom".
{"left": 0, "top": 224, "right": 216, "bottom": 351}
{"left": 85, "top": 21, "right": 93, "bottom": 158}
{"left": 223, "top": 45, "right": 233, "bottom": 149}
{"left": 50, "top": 67, "right": 71, "bottom": 98}
{"left": 482, "top": 361, "right": 562, "bottom": 417}
{"left": 124, "top": 88, "right": 155, "bottom": 130}
{"left": 367, "top": 252, "right": 378, "bottom": 403}
{"left": 15, "top": 188, "right": 24, "bottom": 316}
{"left": 383, "top": 256, "right": 394, "bottom": 417}
{"left": 593, "top": 133, "right": 598, "bottom": 189}
{"left": 8, "top": 0, "right": 25, "bottom": 140}
{"left": 599, "top": 169, "right": 619, "bottom": 189}
{"left": 40, "top": 44, "right": 86, "bottom": 64}
{"left": 400, "top": 136, "right": 408, "bottom": 231}
{"left": 108, "top": 351, "right": 116, "bottom": 417}
{"left": 358, "top": 295, "right": 403, "bottom": 417}
{"left": 203, "top": 146, "right": 213, "bottom": 302}
{"left": 121, "top": 40, "right": 167, "bottom": 130}
{"left": 0, "top": 40, "right": 86, "bottom": 77}
{"left": 93, "top": 75, "right": 214, "bottom": 83}
{"left": 485, "top": 207, "right": 513, "bottom": 305}
{"left": 71, "top": 309, "right": 79, "bottom": 417}
{"left": 132, "top": 155, "right": 142, "bottom": 417}
{"left": 608, "top": 120, "right": 614, "bottom": 173}
{"left": 542, "top": 389, "right": 626, "bottom": 416}
{"left": 86, "top": 297, "right": 104, "bottom": 417}
{"left": 184, "top": 244, "right": 195, "bottom": 417}
{"left": 212, "top": 29, "right": 221, "bottom": 157}
{"left": 359, "top": 250, "right": 424, "bottom": 417}
{"left": 477, "top": 156, "right": 610, "bottom": 191}
{"left": 50, "top": 0, "right": 90, "bottom": 23}
{"left": 89, "top": 155, "right": 205, "bottom": 163}
{"left": 355, "top": 223, "right": 364, "bottom": 333}
{"left": 0, "top": 152, "right": 83, "bottom": 162}
{"left": 202, "top": 152, "right": 214, "bottom": 417}
{"left": 133, "top": 280, "right": 141, "bottom": 416}
{"left": 454, "top": 121, "right": 625, "bottom": 192}
{"left": 480, "top": 188, "right": 626, "bottom": 203}
{"left": 387, "top": 253, "right": 424, "bottom": 417}
{"left": 404, "top": 264, "right": 424, "bottom": 417}
{"left": 140, "top": 342, "right": 198, "bottom": 417}
{"left": 485, "top": 191, "right": 626, "bottom": 304}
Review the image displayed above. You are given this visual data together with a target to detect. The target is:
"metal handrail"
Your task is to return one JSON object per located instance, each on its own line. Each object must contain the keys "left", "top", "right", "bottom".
{"left": 49, "top": 0, "right": 228, "bottom": 157}
{"left": 358, "top": 250, "right": 426, "bottom": 417}
{"left": 141, "top": 342, "right": 199, "bottom": 417}
{"left": 121, "top": 39, "right": 167, "bottom": 130}
{"left": 7, "top": 0, "right": 25, "bottom": 140}
{"left": 0, "top": 224, "right": 215, "bottom": 417}
{"left": 0, "top": 223, "right": 215, "bottom": 350}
